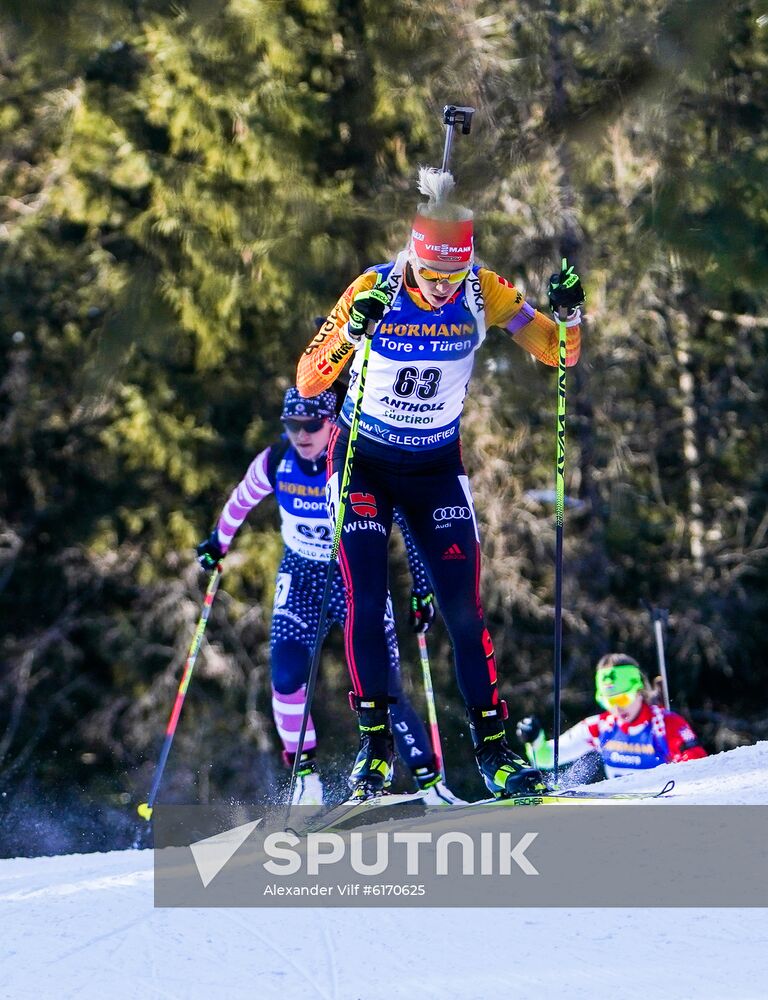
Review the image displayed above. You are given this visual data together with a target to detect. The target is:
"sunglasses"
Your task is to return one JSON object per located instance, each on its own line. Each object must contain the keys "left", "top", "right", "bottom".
{"left": 602, "top": 690, "right": 638, "bottom": 709}
{"left": 416, "top": 265, "right": 470, "bottom": 285}
{"left": 283, "top": 418, "right": 327, "bottom": 433}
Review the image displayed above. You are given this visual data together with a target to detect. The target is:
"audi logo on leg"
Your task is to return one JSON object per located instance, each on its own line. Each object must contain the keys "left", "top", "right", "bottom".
{"left": 433, "top": 506, "right": 472, "bottom": 521}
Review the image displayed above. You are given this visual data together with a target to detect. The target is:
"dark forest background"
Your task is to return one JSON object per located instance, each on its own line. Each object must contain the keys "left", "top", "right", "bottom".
{"left": 2, "top": 0, "right": 767, "bottom": 856}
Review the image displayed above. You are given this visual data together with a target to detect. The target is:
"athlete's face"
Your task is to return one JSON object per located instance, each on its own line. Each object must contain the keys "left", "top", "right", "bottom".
{"left": 607, "top": 692, "right": 643, "bottom": 722}
{"left": 283, "top": 416, "right": 332, "bottom": 462}
{"left": 410, "top": 253, "right": 470, "bottom": 308}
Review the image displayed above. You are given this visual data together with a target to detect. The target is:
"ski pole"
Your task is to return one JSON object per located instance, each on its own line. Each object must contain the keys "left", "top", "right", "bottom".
{"left": 138, "top": 563, "right": 222, "bottom": 821}
{"left": 417, "top": 633, "right": 445, "bottom": 780}
{"left": 552, "top": 258, "right": 569, "bottom": 782}
{"left": 286, "top": 331, "right": 376, "bottom": 809}
{"left": 648, "top": 604, "right": 671, "bottom": 709}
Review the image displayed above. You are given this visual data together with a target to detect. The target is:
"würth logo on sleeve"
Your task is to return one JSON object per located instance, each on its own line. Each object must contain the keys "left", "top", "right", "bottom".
{"left": 441, "top": 543, "right": 466, "bottom": 560}
{"left": 350, "top": 492, "right": 377, "bottom": 517}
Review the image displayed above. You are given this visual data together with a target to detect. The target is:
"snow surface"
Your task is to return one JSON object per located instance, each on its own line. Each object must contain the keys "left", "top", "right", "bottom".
{"left": 2, "top": 744, "right": 767, "bottom": 1000}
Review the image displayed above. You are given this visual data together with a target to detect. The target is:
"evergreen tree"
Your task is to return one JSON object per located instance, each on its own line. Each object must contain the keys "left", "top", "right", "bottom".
{"left": 2, "top": 0, "right": 768, "bottom": 849}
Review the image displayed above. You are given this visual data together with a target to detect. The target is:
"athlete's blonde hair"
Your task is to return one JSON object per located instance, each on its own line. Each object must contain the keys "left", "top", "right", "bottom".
{"left": 416, "top": 166, "right": 473, "bottom": 222}
{"left": 595, "top": 653, "right": 641, "bottom": 671}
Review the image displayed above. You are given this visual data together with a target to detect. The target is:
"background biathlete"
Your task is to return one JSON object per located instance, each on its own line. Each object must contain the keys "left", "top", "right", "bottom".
{"left": 196, "top": 386, "right": 462, "bottom": 805}
{"left": 516, "top": 653, "right": 707, "bottom": 779}
{"left": 297, "top": 167, "right": 585, "bottom": 800}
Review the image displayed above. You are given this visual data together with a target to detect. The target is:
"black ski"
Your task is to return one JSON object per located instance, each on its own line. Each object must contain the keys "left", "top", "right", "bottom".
{"left": 305, "top": 791, "right": 427, "bottom": 833}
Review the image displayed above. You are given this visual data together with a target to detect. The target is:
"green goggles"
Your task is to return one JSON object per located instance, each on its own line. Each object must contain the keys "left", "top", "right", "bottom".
{"left": 595, "top": 664, "right": 644, "bottom": 706}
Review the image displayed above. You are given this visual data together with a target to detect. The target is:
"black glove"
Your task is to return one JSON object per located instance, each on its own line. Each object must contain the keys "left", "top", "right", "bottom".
{"left": 516, "top": 716, "right": 543, "bottom": 745}
{"left": 548, "top": 262, "right": 585, "bottom": 314}
{"left": 347, "top": 281, "right": 389, "bottom": 341}
{"left": 196, "top": 530, "right": 225, "bottom": 571}
{"left": 410, "top": 591, "right": 435, "bottom": 634}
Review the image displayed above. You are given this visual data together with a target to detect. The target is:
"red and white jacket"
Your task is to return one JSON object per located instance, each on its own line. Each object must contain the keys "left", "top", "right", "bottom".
{"left": 544, "top": 702, "right": 707, "bottom": 778}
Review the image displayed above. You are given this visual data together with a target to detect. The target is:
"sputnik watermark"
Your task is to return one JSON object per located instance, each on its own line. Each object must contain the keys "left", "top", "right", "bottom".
{"left": 186, "top": 824, "right": 538, "bottom": 888}
{"left": 153, "top": 804, "right": 768, "bottom": 908}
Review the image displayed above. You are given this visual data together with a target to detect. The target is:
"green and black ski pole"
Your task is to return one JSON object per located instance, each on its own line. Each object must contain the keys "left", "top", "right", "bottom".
{"left": 552, "top": 260, "right": 569, "bottom": 781}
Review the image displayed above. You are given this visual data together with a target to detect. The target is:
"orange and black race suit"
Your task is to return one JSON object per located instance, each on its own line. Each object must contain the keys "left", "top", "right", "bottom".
{"left": 297, "top": 259, "right": 580, "bottom": 430}
{"left": 298, "top": 258, "right": 581, "bottom": 705}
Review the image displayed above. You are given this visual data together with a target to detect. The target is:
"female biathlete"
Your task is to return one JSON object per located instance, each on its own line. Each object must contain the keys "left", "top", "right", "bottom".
{"left": 516, "top": 654, "right": 707, "bottom": 779}
{"left": 297, "top": 168, "right": 585, "bottom": 801}
{"left": 196, "top": 386, "right": 461, "bottom": 805}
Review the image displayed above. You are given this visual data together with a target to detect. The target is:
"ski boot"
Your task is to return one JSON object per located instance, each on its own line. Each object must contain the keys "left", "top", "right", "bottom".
{"left": 284, "top": 749, "right": 324, "bottom": 806}
{"left": 347, "top": 694, "right": 395, "bottom": 801}
{"left": 412, "top": 762, "right": 467, "bottom": 805}
{"left": 468, "top": 702, "right": 545, "bottom": 798}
